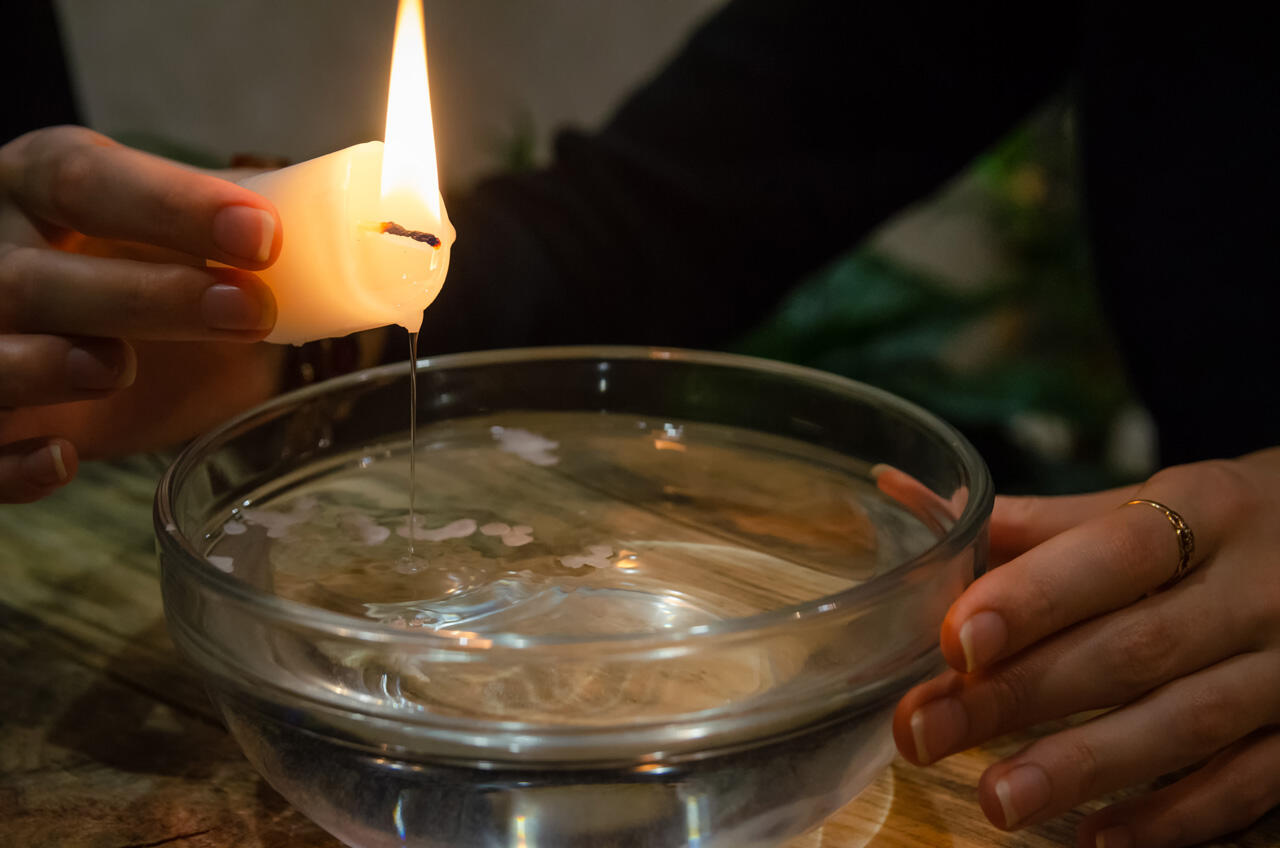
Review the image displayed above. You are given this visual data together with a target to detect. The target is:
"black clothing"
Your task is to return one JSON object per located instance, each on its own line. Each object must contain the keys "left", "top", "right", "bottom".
{"left": 18, "top": 1, "right": 1280, "bottom": 466}
{"left": 4, "top": 1, "right": 80, "bottom": 143}
{"left": 425, "top": 2, "right": 1278, "bottom": 466}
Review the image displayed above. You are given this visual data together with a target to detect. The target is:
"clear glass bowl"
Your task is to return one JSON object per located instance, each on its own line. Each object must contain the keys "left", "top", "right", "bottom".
{"left": 156, "top": 346, "right": 991, "bottom": 848}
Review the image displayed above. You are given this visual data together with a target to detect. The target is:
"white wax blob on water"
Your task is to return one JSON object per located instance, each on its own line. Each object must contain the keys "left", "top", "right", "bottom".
{"left": 233, "top": 508, "right": 536, "bottom": 550}
{"left": 242, "top": 497, "right": 319, "bottom": 538}
{"left": 490, "top": 425, "right": 559, "bottom": 466}
{"left": 342, "top": 513, "right": 392, "bottom": 546}
{"left": 480, "top": 521, "right": 535, "bottom": 547}
{"left": 398, "top": 517, "right": 477, "bottom": 542}
{"left": 502, "top": 528, "right": 535, "bottom": 547}
{"left": 559, "top": 545, "right": 614, "bottom": 570}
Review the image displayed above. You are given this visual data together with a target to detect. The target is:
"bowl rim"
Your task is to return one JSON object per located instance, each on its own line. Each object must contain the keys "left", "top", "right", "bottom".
{"left": 155, "top": 345, "right": 992, "bottom": 651}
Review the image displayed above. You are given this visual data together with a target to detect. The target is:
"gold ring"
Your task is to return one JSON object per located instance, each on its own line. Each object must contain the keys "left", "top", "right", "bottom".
{"left": 1125, "top": 498, "right": 1196, "bottom": 587}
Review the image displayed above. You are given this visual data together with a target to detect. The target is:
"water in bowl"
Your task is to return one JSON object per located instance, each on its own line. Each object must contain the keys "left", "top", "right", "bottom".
{"left": 206, "top": 411, "right": 936, "bottom": 634}
{"left": 201, "top": 410, "right": 941, "bottom": 847}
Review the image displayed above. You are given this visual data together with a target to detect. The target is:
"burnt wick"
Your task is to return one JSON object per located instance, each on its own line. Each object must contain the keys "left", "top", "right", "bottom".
{"left": 380, "top": 221, "right": 441, "bottom": 247}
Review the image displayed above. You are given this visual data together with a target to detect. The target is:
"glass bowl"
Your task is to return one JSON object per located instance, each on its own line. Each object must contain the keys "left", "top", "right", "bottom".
{"left": 156, "top": 346, "right": 991, "bottom": 848}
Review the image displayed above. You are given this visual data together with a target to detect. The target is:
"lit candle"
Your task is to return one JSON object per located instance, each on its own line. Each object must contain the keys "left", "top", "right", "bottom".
{"left": 236, "top": 0, "right": 454, "bottom": 345}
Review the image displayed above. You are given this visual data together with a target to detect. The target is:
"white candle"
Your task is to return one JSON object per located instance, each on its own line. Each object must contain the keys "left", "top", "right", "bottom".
{"left": 235, "top": 0, "right": 453, "bottom": 345}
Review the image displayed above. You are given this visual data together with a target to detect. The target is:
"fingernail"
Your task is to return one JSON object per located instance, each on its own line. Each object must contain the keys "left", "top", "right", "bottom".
{"left": 22, "top": 442, "right": 69, "bottom": 486}
{"left": 994, "top": 763, "right": 1051, "bottom": 829}
{"left": 1095, "top": 826, "right": 1133, "bottom": 848}
{"left": 202, "top": 283, "right": 274, "bottom": 331}
{"left": 212, "top": 205, "right": 275, "bottom": 263}
{"left": 910, "top": 709, "right": 929, "bottom": 763}
{"left": 66, "top": 343, "right": 133, "bottom": 390}
{"left": 909, "top": 697, "right": 968, "bottom": 764}
{"left": 959, "top": 610, "right": 1008, "bottom": 672}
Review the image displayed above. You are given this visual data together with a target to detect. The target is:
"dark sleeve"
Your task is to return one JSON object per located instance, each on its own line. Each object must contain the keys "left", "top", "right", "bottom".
{"left": 1075, "top": 13, "right": 1280, "bottom": 465}
{"left": 418, "top": 0, "right": 1080, "bottom": 354}
{"left": 3, "top": 1, "right": 80, "bottom": 144}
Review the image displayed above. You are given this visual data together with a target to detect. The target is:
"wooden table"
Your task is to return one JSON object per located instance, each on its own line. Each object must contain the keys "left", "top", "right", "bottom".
{"left": 1, "top": 456, "right": 1276, "bottom": 848}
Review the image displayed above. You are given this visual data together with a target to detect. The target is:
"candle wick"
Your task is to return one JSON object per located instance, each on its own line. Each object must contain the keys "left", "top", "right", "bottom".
{"left": 380, "top": 221, "right": 441, "bottom": 248}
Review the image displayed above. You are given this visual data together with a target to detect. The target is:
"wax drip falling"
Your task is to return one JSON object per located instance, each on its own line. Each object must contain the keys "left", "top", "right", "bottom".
{"left": 407, "top": 330, "right": 419, "bottom": 558}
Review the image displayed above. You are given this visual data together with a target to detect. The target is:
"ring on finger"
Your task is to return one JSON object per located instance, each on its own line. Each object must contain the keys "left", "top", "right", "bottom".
{"left": 1124, "top": 497, "right": 1196, "bottom": 588}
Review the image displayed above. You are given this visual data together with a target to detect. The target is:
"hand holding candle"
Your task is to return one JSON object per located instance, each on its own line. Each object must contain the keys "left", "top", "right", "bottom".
{"left": 0, "top": 0, "right": 451, "bottom": 502}
{"left": 241, "top": 0, "right": 454, "bottom": 345}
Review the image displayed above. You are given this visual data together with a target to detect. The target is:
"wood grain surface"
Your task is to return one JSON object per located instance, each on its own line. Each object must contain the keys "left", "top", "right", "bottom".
{"left": 1, "top": 456, "right": 1276, "bottom": 848}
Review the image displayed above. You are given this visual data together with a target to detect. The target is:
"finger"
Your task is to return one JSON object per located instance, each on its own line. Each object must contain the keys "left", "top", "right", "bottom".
{"left": 990, "top": 486, "right": 1139, "bottom": 564}
{"left": 0, "top": 437, "right": 77, "bottom": 503}
{"left": 894, "top": 572, "right": 1254, "bottom": 765}
{"left": 0, "top": 126, "right": 280, "bottom": 268}
{"left": 872, "top": 463, "right": 959, "bottom": 536}
{"left": 61, "top": 231, "right": 206, "bottom": 266}
{"left": 939, "top": 464, "right": 1230, "bottom": 674}
{"left": 1081, "top": 727, "right": 1280, "bottom": 848}
{"left": 975, "top": 651, "right": 1280, "bottom": 830}
{"left": 0, "top": 339, "right": 284, "bottom": 459}
{"left": 0, "top": 335, "right": 136, "bottom": 406}
{"left": 0, "top": 246, "right": 276, "bottom": 340}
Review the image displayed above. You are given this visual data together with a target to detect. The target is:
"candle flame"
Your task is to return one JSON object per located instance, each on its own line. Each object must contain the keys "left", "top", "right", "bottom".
{"left": 381, "top": 0, "right": 440, "bottom": 220}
